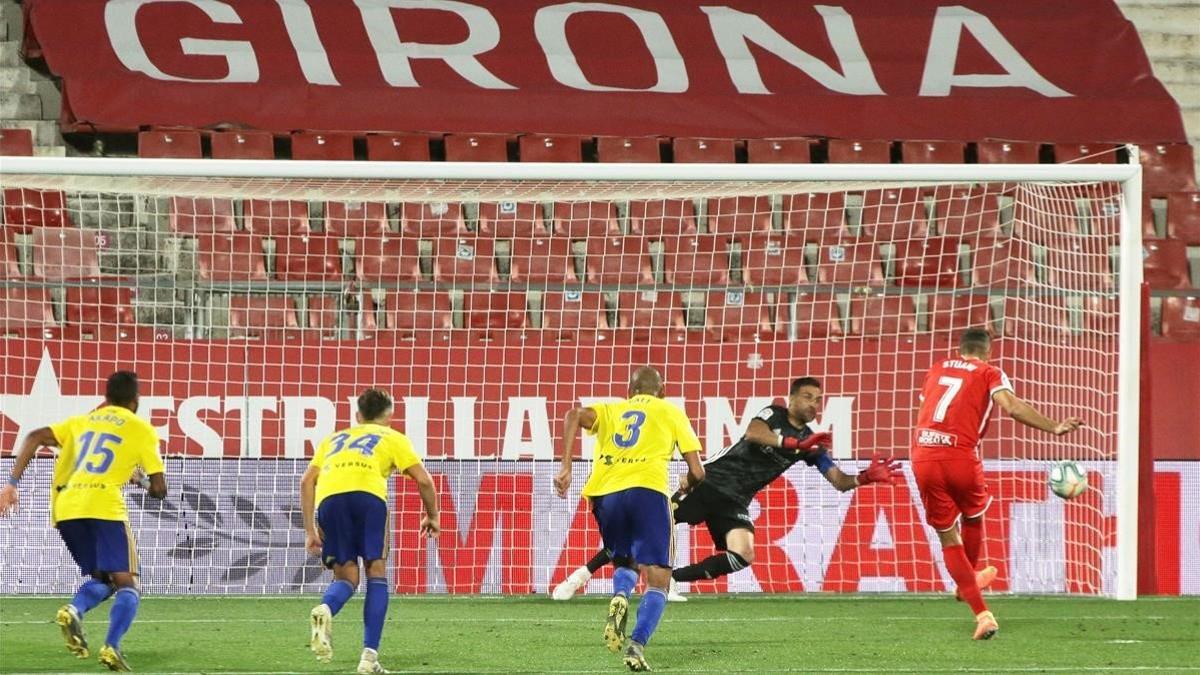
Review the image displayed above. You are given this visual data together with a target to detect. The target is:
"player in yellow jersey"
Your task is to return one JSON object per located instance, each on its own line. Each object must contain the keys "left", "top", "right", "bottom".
{"left": 300, "top": 387, "right": 439, "bottom": 675}
{"left": 554, "top": 366, "right": 705, "bottom": 673}
{"left": 0, "top": 371, "right": 167, "bottom": 672}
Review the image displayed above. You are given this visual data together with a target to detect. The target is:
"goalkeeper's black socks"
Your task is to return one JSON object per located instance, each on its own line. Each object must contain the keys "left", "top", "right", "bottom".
{"left": 671, "top": 552, "right": 749, "bottom": 582}
{"left": 586, "top": 548, "right": 613, "bottom": 574}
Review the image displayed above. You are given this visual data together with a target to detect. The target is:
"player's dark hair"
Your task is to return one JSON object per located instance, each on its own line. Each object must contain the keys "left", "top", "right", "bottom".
{"left": 960, "top": 327, "right": 992, "bottom": 356}
{"left": 790, "top": 377, "right": 821, "bottom": 395}
{"left": 105, "top": 371, "right": 139, "bottom": 407}
{"left": 358, "top": 387, "right": 393, "bottom": 421}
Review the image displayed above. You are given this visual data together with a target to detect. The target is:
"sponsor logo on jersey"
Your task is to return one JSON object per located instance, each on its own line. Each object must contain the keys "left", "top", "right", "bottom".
{"left": 917, "top": 429, "right": 957, "bottom": 447}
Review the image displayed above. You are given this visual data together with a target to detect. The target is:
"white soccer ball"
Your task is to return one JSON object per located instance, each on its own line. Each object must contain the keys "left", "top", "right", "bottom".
{"left": 1048, "top": 460, "right": 1088, "bottom": 500}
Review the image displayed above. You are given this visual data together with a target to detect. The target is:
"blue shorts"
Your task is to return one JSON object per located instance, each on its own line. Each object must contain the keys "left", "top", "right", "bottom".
{"left": 317, "top": 491, "right": 389, "bottom": 569}
{"left": 590, "top": 487, "right": 672, "bottom": 568}
{"left": 57, "top": 518, "right": 137, "bottom": 577}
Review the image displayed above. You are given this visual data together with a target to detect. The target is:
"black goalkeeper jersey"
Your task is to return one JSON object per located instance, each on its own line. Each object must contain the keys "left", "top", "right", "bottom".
{"left": 702, "top": 404, "right": 824, "bottom": 507}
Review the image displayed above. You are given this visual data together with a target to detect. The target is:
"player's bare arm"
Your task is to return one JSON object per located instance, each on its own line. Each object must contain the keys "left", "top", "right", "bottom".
{"left": 404, "top": 463, "right": 441, "bottom": 538}
{"left": 992, "top": 390, "right": 1084, "bottom": 436}
{"left": 678, "top": 450, "right": 705, "bottom": 495}
{"left": 554, "top": 406, "right": 597, "bottom": 498}
{"left": 0, "top": 426, "right": 60, "bottom": 516}
{"left": 299, "top": 464, "right": 322, "bottom": 555}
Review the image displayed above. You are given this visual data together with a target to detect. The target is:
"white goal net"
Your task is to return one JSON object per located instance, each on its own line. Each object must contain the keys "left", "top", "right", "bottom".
{"left": 0, "top": 159, "right": 1141, "bottom": 598}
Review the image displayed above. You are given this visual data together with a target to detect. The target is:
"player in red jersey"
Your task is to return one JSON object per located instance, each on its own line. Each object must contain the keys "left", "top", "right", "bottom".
{"left": 913, "top": 327, "right": 1082, "bottom": 640}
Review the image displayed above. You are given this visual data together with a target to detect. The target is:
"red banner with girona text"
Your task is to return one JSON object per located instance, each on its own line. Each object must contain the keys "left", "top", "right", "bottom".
{"left": 22, "top": 0, "right": 1185, "bottom": 143}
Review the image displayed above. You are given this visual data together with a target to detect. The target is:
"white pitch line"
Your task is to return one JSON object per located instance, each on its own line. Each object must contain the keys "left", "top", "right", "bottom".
{"left": 0, "top": 615, "right": 1169, "bottom": 626}
{"left": 4, "top": 668, "right": 1197, "bottom": 675}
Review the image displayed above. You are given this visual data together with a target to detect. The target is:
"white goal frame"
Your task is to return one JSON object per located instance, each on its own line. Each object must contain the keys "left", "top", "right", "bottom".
{"left": 0, "top": 156, "right": 1143, "bottom": 599}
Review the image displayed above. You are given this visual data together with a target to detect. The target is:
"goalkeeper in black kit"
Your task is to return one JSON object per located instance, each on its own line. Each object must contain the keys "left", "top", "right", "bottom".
{"left": 552, "top": 377, "right": 903, "bottom": 601}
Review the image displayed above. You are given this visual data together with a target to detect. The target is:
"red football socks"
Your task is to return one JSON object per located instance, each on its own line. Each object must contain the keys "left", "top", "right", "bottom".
{"left": 944, "top": 544, "right": 987, "bottom": 615}
{"left": 961, "top": 518, "right": 984, "bottom": 568}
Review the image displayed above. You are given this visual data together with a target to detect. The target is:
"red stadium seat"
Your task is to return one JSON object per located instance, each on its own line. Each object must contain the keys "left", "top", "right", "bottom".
{"left": 3, "top": 188, "right": 72, "bottom": 231}
{"left": 1140, "top": 144, "right": 1197, "bottom": 194}
{"left": 1142, "top": 239, "right": 1191, "bottom": 289}
{"left": 706, "top": 197, "right": 772, "bottom": 237}
{"left": 741, "top": 233, "right": 808, "bottom": 287}
{"left": 596, "top": 136, "right": 661, "bottom": 163}
{"left": 783, "top": 192, "right": 850, "bottom": 242}
{"left": 0, "top": 128, "right": 34, "bottom": 156}
{"left": 934, "top": 187, "right": 1002, "bottom": 240}
{"left": 1161, "top": 296, "right": 1200, "bottom": 340}
{"left": 1002, "top": 297, "right": 1072, "bottom": 340}
{"left": 860, "top": 188, "right": 928, "bottom": 241}
{"left": 1166, "top": 192, "right": 1200, "bottom": 244}
{"left": 585, "top": 236, "right": 652, "bottom": 285}
{"left": 663, "top": 234, "right": 730, "bottom": 287}
{"left": 510, "top": 236, "right": 577, "bottom": 283}
{"left": 228, "top": 296, "right": 301, "bottom": 341}
{"left": 366, "top": 134, "right": 431, "bottom": 161}
{"left": 66, "top": 287, "right": 135, "bottom": 325}
{"left": 892, "top": 238, "right": 961, "bottom": 288}
{"left": 291, "top": 131, "right": 355, "bottom": 160}
{"left": 971, "top": 240, "right": 1036, "bottom": 287}
{"left": 1055, "top": 143, "right": 1119, "bottom": 164}
{"left": 464, "top": 292, "right": 528, "bottom": 338}
{"left": 138, "top": 130, "right": 202, "bottom": 158}
{"left": 847, "top": 295, "right": 917, "bottom": 337}
{"left": 552, "top": 201, "right": 621, "bottom": 238}
{"left": 814, "top": 242, "right": 884, "bottom": 288}
{"left": 197, "top": 233, "right": 268, "bottom": 282}
{"left": 325, "top": 201, "right": 390, "bottom": 238}
{"left": 305, "top": 295, "right": 341, "bottom": 337}
{"left": 519, "top": 135, "right": 583, "bottom": 162}
{"left": 1, "top": 232, "right": 21, "bottom": 278}
{"left": 276, "top": 234, "right": 343, "bottom": 281}
{"left": 747, "top": 138, "right": 812, "bottom": 163}
{"left": 900, "top": 140, "right": 965, "bottom": 164}
{"left": 976, "top": 141, "right": 1040, "bottom": 164}
{"left": 628, "top": 200, "right": 697, "bottom": 238}
{"left": 542, "top": 291, "right": 608, "bottom": 341}
{"left": 434, "top": 236, "right": 498, "bottom": 285}
{"left": 32, "top": 228, "right": 104, "bottom": 280}
{"left": 356, "top": 236, "right": 420, "bottom": 284}
{"left": 211, "top": 131, "right": 274, "bottom": 159}
{"left": 168, "top": 197, "right": 235, "bottom": 235}
{"left": 779, "top": 293, "right": 842, "bottom": 339}
{"left": 828, "top": 140, "right": 890, "bottom": 164}
{"left": 705, "top": 290, "right": 770, "bottom": 342}
{"left": 1081, "top": 295, "right": 1118, "bottom": 336}
{"left": 0, "top": 289, "right": 55, "bottom": 332}
{"left": 384, "top": 291, "right": 453, "bottom": 338}
{"left": 399, "top": 202, "right": 466, "bottom": 237}
{"left": 244, "top": 200, "right": 310, "bottom": 236}
{"left": 672, "top": 138, "right": 736, "bottom": 163}
{"left": 1045, "top": 247, "right": 1113, "bottom": 292}
{"left": 445, "top": 134, "right": 509, "bottom": 161}
{"left": 478, "top": 201, "right": 545, "bottom": 238}
{"left": 927, "top": 293, "right": 993, "bottom": 337}
{"left": 616, "top": 291, "right": 686, "bottom": 343}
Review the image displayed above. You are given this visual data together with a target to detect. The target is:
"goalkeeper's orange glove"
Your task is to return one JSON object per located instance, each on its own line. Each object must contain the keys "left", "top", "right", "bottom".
{"left": 781, "top": 431, "right": 831, "bottom": 452}
{"left": 856, "top": 453, "right": 903, "bottom": 486}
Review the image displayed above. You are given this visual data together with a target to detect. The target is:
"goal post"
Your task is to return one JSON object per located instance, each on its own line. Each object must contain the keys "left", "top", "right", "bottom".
{"left": 0, "top": 156, "right": 1142, "bottom": 599}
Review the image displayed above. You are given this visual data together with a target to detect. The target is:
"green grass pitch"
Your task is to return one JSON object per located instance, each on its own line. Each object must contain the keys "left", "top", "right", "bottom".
{"left": 1, "top": 595, "right": 1197, "bottom": 673}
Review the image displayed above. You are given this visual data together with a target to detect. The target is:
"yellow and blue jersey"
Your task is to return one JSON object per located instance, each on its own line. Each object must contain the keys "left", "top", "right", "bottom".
{"left": 49, "top": 405, "right": 164, "bottom": 525}
{"left": 581, "top": 395, "right": 702, "bottom": 498}
{"left": 309, "top": 423, "right": 421, "bottom": 507}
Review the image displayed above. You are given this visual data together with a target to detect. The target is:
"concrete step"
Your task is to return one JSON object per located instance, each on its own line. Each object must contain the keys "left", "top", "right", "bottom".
{"left": 1123, "top": 6, "right": 1200, "bottom": 34}
{"left": 1150, "top": 58, "right": 1200, "bottom": 83}
{"left": 1167, "top": 82, "right": 1200, "bottom": 108}
{"left": 0, "top": 91, "right": 39, "bottom": 117}
{"left": 1140, "top": 32, "right": 1200, "bottom": 59}
{"left": 1182, "top": 107, "right": 1200, "bottom": 138}
{"left": 33, "top": 145, "right": 67, "bottom": 157}
{"left": 0, "top": 40, "right": 18, "bottom": 67}
{"left": 0, "top": 119, "right": 60, "bottom": 146}
{"left": 0, "top": 65, "right": 32, "bottom": 92}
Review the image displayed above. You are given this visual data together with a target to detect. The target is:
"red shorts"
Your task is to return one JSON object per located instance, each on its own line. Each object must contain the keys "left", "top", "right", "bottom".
{"left": 911, "top": 456, "right": 992, "bottom": 531}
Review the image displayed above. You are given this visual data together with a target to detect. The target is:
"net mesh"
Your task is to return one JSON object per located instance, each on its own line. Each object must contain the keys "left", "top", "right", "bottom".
{"left": 0, "top": 173, "right": 1124, "bottom": 595}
